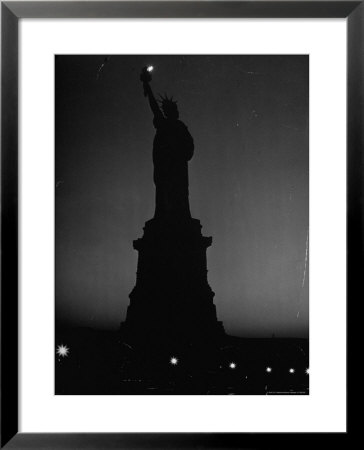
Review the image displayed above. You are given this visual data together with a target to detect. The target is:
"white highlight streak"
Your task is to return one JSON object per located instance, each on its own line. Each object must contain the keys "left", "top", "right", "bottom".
{"left": 302, "top": 229, "right": 309, "bottom": 288}
{"left": 96, "top": 56, "right": 110, "bottom": 80}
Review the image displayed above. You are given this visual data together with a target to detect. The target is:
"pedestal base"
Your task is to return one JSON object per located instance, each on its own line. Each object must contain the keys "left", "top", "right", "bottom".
{"left": 122, "top": 217, "right": 224, "bottom": 348}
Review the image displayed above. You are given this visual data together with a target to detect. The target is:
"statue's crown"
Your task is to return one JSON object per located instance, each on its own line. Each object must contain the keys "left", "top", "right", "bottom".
{"left": 158, "top": 93, "right": 178, "bottom": 118}
{"left": 158, "top": 93, "right": 177, "bottom": 107}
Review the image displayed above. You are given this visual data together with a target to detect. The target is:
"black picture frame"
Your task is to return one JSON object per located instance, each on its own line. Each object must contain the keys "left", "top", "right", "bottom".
{"left": 1, "top": 1, "right": 356, "bottom": 448}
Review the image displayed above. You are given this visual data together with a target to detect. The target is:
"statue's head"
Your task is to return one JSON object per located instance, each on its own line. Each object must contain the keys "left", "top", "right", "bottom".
{"left": 159, "top": 94, "right": 179, "bottom": 119}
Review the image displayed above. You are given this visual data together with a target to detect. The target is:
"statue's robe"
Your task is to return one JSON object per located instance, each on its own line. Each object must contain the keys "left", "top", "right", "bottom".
{"left": 152, "top": 116, "right": 194, "bottom": 219}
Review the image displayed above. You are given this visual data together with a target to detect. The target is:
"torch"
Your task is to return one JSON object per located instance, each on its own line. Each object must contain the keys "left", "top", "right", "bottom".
{"left": 140, "top": 65, "right": 154, "bottom": 96}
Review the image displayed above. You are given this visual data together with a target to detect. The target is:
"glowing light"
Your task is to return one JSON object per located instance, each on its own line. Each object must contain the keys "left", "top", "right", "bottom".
{"left": 289, "top": 368, "right": 295, "bottom": 374}
{"left": 266, "top": 366, "right": 272, "bottom": 373}
{"left": 305, "top": 368, "right": 309, "bottom": 375}
{"left": 147, "top": 66, "right": 154, "bottom": 72}
{"left": 56, "top": 344, "right": 69, "bottom": 358}
{"left": 170, "top": 356, "right": 178, "bottom": 366}
{"left": 229, "top": 362, "right": 236, "bottom": 369}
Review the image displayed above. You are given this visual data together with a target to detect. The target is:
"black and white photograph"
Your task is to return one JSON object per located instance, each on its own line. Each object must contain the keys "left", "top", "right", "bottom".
{"left": 55, "top": 55, "right": 309, "bottom": 395}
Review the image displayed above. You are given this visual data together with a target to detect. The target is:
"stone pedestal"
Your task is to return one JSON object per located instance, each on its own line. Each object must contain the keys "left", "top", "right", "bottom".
{"left": 122, "top": 216, "right": 224, "bottom": 347}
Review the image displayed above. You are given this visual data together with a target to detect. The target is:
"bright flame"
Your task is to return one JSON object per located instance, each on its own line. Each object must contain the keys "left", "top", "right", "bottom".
{"left": 147, "top": 66, "right": 154, "bottom": 72}
{"left": 229, "top": 362, "right": 236, "bottom": 369}
{"left": 266, "top": 366, "right": 272, "bottom": 373}
{"left": 305, "top": 368, "right": 309, "bottom": 375}
{"left": 170, "top": 356, "right": 178, "bottom": 366}
{"left": 289, "top": 368, "right": 295, "bottom": 374}
{"left": 56, "top": 344, "right": 69, "bottom": 358}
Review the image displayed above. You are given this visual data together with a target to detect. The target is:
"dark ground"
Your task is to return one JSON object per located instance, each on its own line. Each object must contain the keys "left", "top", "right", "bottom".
{"left": 55, "top": 326, "right": 308, "bottom": 395}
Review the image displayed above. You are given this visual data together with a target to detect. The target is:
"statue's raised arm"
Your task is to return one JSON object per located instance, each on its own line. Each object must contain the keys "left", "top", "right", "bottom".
{"left": 140, "top": 66, "right": 163, "bottom": 121}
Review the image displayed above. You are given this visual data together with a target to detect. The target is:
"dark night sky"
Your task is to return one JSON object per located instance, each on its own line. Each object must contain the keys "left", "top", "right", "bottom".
{"left": 56, "top": 55, "right": 308, "bottom": 338}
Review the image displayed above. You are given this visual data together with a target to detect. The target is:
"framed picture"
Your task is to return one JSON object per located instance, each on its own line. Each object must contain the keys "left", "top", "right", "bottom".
{"left": 1, "top": 1, "right": 355, "bottom": 448}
